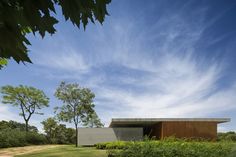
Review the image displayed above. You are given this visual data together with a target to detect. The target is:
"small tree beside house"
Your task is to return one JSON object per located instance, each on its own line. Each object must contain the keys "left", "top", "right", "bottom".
{"left": 54, "top": 81, "right": 102, "bottom": 147}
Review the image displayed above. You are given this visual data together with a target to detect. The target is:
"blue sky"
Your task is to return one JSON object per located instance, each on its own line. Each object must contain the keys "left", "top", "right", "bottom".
{"left": 1, "top": 0, "right": 236, "bottom": 132}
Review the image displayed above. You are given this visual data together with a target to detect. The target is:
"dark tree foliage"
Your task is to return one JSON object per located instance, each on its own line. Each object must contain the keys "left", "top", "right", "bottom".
{"left": 0, "top": 120, "right": 47, "bottom": 148}
{"left": 55, "top": 124, "right": 76, "bottom": 144}
{"left": 0, "top": 0, "right": 111, "bottom": 65}
{"left": 41, "top": 117, "right": 58, "bottom": 143}
{"left": 41, "top": 117, "right": 76, "bottom": 144}
{"left": 0, "top": 120, "right": 38, "bottom": 132}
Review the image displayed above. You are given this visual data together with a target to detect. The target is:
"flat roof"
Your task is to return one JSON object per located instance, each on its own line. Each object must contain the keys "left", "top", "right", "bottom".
{"left": 109, "top": 118, "right": 230, "bottom": 127}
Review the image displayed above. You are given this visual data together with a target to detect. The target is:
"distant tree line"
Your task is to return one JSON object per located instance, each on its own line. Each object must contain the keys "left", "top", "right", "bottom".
{"left": 0, "top": 120, "right": 38, "bottom": 132}
{"left": 217, "top": 132, "right": 236, "bottom": 142}
{"left": 0, "top": 120, "right": 76, "bottom": 148}
{"left": 0, "top": 120, "right": 46, "bottom": 148}
{"left": 0, "top": 82, "right": 104, "bottom": 147}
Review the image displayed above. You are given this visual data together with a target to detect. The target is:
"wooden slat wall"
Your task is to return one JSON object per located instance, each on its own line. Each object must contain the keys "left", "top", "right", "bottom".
{"left": 160, "top": 121, "right": 217, "bottom": 140}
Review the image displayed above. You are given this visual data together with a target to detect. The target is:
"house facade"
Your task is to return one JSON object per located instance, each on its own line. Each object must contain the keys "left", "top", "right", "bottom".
{"left": 78, "top": 118, "right": 230, "bottom": 145}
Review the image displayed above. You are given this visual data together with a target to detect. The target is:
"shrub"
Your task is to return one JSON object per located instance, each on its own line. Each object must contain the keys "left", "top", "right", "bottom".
{"left": 105, "top": 141, "right": 130, "bottom": 149}
{"left": 0, "top": 129, "right": 27, "bottom": 148}
{"left": 0, "top": 129, "right": 47, "bottom": 148}
{"left": 95, "top": 142, "right": 109, "bottom": 149}
{"left": 103, "top": 141, "right": 235, "bottom": 157}
{"left": 95, "top": 141, "right": 131, "bottom": 149}
{"left": 25, "top": 132, "right": 47, "bottom": 145}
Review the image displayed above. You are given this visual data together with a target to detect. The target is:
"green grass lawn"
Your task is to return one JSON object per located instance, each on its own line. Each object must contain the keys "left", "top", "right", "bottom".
{"left": 15, "top": 145, "right": 107, "bottom": 157}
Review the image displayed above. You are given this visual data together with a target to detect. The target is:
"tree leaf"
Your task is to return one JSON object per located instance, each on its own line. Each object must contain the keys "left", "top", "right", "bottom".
{"left": 0, "top": 0, "right": 111, "bottom": 66}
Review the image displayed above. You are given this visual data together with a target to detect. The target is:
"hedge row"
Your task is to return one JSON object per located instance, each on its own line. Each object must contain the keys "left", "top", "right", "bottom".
{"left": 96, "top": 141, "right": 235, "bottom": 157}
{"left": 95, "top": 138, "right": 199, "bottom": 150}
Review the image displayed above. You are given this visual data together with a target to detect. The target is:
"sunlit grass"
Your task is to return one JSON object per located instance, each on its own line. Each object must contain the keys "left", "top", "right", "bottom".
{"left": 14, "top": 145, "right": 107, "bottom": 157}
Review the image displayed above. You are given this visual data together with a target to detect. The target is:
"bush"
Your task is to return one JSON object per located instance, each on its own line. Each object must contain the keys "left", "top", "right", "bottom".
{"left": 0, "top": 129, "right": 27, "bottom": 148}
{"left": 95, "top": 142, "right": 108, "bottom": 149}
{"left": 0, "top": 129, "right": 47, "bottom": 148}
{"left": 0, "top": 120, "right": 48, "bottom": 148}
{"left": 101, "top": 141, "right": 235, "bottom": 157}
{"left": 25, "top": 132, "right": 47, "bottom": 145}
{"left": 95, "top": 141, "right": 131, "bottom": 149}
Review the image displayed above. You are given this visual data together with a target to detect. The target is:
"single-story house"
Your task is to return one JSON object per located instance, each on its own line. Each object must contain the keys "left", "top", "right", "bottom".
{"left": 78, "top": 118, "right": 230, "bottom": 146}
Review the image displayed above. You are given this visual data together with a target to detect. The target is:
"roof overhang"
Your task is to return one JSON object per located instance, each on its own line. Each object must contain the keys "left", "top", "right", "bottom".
{"left": 109, "top": 118, "right": 230, "bottom": 127}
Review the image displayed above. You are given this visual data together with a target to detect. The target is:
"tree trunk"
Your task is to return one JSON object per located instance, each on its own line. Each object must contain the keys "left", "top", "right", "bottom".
{"left": 25, "top": 120, "right": 29, "bottom": 132}
{"left": 75, "top": 124, "right": 78, "bottom": 147}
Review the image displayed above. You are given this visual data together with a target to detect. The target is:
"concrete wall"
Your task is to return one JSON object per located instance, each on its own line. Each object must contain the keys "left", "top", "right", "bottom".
{"left": 78, "top": 127, "right": 143, "bottom": 146}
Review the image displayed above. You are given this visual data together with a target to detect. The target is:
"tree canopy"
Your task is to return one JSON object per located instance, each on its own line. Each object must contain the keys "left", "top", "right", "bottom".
{"left": 0, "top": 0, "right": 111, "bottom": 66}
{"left": 1, "top": 85, "right": 49, "bottom": 131}
{"left": 82, "top": 112, "right": 104, "bottom": 128}
{"left": 41, "top": 117, "right": 58, "bottom": 143}
{"left": 54, "top": 81, "right": 101, "bottom": 146}
{"left": 0, "top": 120, "right": 38, "bottom": 132}
{"left": 41, "top": 117, "right": 75, "bottom": 144}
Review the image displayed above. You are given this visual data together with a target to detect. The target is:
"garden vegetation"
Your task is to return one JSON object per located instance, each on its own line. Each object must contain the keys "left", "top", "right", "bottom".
{"left": 96, "top": 139, "right": 236, "bottom": 157}
{"left": 0, "top": 120, "right": 76, "bottom": 148}
{"left": 0, "top": 120, "right": 46, "bottom": 148}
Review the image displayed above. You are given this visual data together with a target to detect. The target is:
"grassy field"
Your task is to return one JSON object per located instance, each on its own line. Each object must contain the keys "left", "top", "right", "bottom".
{"left": 0, "top": 145, "right": 107, "bottom": 157}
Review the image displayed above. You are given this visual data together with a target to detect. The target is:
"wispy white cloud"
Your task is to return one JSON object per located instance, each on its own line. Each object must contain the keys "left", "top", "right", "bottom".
{"left": 94, "top": 54, "right": 231, "bottom": 120}
{"left": 35, "top": 50, "right": 89, "bottom": 72}
{"left": 96, "top": 73, "right": 236, "bottom": 131}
